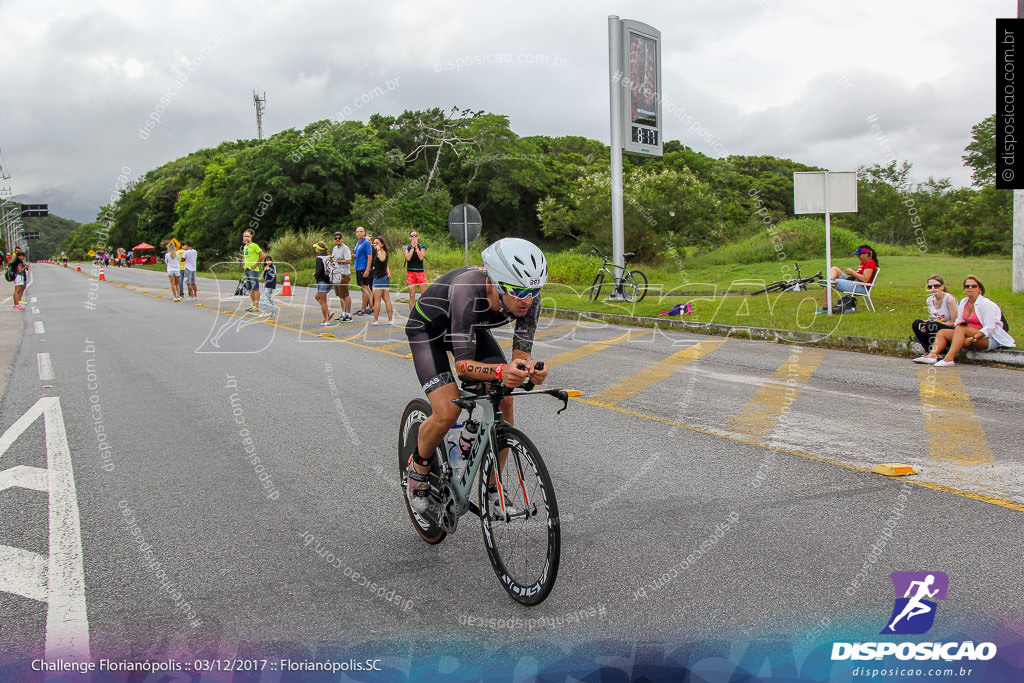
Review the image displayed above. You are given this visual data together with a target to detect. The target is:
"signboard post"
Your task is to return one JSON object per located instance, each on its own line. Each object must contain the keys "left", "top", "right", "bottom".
{"left": 447, "top": 203, "right": 482, "bottom": 267}
{"left": 793, "top": 171, "right": 859, "bottom": 315}
{"left": 608, "top": 16, "right": 661, "bottom": 301}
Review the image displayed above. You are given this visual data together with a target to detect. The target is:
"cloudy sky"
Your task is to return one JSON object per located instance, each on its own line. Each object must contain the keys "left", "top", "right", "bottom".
{"left": 0, "top": 0, "right": 1009, "bottom": 223}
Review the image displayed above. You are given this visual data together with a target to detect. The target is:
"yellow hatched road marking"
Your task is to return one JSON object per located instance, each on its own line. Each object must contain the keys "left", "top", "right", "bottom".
{"left": 726, "top": 348, "right": 827, "bottom": 439}
{"left": 918, "top": 369, "right": 995, "bottom": 466}
{"left": 585, "top": 339, "right": 727, "bottom": 407}
{"left": 568, "top": 397, "right": 1024, "bottom": 513}
{"left": 543, "top": 329, "right": 652, "bottom": 371}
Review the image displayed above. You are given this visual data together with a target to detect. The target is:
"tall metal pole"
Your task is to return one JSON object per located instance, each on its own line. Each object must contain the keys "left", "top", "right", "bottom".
{"left": 608, "top": 16, "right": 626, "bottom": 299}
{"left": 1016, "top": 0, "right": 1024, "bottom": 292}
{"left": 824, "top": 171, "right": 834, "bottom": 315}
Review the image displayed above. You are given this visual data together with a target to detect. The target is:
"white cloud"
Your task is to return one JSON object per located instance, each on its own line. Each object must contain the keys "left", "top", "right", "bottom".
{"left": 0, "top": 0, "right": 1005, "bottom": 222}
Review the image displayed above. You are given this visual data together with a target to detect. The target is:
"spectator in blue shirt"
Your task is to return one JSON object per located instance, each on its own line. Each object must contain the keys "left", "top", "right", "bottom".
{"left": 353, "top": 225, "right": 374, "bottom": 315}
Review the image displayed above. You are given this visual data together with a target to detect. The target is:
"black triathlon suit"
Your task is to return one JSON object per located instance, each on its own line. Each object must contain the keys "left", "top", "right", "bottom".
{"left": 405, "top": 266, "right": 540, "bottom": 394}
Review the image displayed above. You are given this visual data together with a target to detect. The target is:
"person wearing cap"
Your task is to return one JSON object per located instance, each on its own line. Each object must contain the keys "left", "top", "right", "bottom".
{"left": 330, "top": 231, "right": 353, "bottom": 321}
{"left": 312, "top": 241, "right": 336, "bottom": 326}
{"left": 815, "top": 244, "right": 877, "bottom": 314}
{"left": 402, "top": 230, "right": 427, "bottom": 311}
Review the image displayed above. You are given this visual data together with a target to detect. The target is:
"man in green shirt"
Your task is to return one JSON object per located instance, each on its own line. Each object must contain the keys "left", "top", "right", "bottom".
{"left": 242, "top": 229, "right": 265, "bottom": 312}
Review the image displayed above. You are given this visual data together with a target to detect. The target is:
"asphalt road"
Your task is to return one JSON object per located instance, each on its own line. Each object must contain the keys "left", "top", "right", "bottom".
{"left": 0, "top": 264, "right": 1021, "bottom": 680}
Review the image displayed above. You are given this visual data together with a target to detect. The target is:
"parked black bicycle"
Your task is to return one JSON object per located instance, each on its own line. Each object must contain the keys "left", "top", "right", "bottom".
{"left": 588, "top": 248, "right": 648, "bottom": 302}
{"left": 752, "top": 263, "right": 823, "bottom": 295}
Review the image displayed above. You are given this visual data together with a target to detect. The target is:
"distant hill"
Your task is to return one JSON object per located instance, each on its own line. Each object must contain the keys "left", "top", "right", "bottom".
{"left": 20, "top": 213, "right": 80, "bottom": 260}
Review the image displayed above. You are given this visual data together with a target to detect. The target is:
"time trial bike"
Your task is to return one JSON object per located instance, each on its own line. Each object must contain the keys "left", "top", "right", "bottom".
{"left": 398, "top": 362, "right": 575, "bottom": 606}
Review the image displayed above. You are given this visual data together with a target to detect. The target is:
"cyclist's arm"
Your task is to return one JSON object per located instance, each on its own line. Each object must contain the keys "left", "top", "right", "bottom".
{"left": 454, "top": 357, "right": 534, "bottom": 388}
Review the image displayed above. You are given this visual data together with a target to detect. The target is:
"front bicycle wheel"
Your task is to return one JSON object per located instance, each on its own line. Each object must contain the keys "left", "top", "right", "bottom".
{"left": 622, "top": 270, "right": 648, "bottom": 302}
{"left": 478, "top": 426, "right": 560, "bottom": 606}
{"left": 398, "top": 399, "right": 447, "bottom": 544}
{"left": 588, "top": 271, "right": 605, "bottom": 302}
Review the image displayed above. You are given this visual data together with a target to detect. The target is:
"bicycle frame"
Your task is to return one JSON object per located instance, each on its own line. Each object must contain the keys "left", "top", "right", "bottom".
{"left": 444, "top": 383, "right": 571, "bottom": 518}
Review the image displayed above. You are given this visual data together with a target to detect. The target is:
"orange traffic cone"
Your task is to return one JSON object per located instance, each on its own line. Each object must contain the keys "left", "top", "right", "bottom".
{"left": 76, "top": 263, "right": 81, "bottom": 272}
{"left": 98, "top": 266, "right": 106, "bottom": 281}
{"left": 281, "top": 273, "right": 292, "bottom": 296}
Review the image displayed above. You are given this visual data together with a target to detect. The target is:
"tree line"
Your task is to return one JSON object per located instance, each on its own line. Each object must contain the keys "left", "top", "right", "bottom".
{"left": 59, "top": 109, "right": 1007, "bottom": 263}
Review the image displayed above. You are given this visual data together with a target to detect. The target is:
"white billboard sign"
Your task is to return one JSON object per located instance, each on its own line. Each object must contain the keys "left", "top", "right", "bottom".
{"left": 794, "top": 171, "right": 858, "bottom": 214}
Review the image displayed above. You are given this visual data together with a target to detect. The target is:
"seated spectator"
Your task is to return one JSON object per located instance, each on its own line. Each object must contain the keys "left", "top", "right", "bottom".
{"left": 911, "top": 275, "right": 958, "bottom": 362}
{"left": 815, "top": 245, "right": 877, "bottom": 314}
{"left": 918, "top": 275, "right": 1015, "bottom": 367}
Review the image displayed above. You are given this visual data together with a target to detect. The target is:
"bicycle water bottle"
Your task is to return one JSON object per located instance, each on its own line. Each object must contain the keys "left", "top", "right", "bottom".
{"left": 447, "top": 423, "right": 466, "bottom": 475}
{"left": 457, "top": 419, "right": 480, "bottom": 462}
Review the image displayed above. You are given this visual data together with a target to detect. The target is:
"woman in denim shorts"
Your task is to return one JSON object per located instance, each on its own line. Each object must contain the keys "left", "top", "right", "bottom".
{"left": 370, "top": 236, "right": 394, "bottom": 325}
{"left": 313, "top": 241, "right": 335, "bottom": 327}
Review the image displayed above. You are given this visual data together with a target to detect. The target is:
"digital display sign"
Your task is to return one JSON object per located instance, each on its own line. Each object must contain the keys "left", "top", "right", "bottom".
{"left": 629, "top": 32, "right": 658, "bottom": 128}
{"left": 620, "top": 20, "right": 662, "bottom": 156}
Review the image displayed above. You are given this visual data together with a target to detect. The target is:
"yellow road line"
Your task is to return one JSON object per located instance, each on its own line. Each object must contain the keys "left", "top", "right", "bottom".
{"left": 727, "top": 348, "right": 827, "bottom": 439}
{"left": 544, "top": 329, "right": 652, "bottom": 370}
{"left": 918, "top": 369, "right": 995, "bottom": 466}
{"left": 587, "top": 339, "right": 728, "bottom": 407}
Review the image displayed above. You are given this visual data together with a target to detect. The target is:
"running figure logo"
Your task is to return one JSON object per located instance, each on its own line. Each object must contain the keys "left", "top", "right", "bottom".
{"left": 881, "top": 571, "right": 949, "bottom": 635}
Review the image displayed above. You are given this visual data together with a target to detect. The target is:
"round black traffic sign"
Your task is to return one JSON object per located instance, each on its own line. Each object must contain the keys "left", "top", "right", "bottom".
{"left": 447, "top": 203, "right": 482, "bottom": 244}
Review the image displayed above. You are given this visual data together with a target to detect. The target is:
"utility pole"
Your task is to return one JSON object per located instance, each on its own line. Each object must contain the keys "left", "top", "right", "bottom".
{"left": 253, "top": 89, "right": 267, "bottom": 140}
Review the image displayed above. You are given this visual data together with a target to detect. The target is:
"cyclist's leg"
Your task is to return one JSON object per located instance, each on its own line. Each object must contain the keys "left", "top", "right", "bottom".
{"left": 408, "top": 330, "right": 460, "bottom": 462}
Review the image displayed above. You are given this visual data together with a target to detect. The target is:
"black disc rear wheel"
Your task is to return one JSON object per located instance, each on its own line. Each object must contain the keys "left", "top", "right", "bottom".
{"left": 398, "top": 399, "right": 446, "bottom": 544}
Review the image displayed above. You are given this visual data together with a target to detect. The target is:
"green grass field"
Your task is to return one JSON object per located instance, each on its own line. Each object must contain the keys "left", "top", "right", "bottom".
{"left": 542, "top": 254, "right": 1022, "bottom": 343}
{"left": 138, "top": 245, "right": 1021, "bottom": 346}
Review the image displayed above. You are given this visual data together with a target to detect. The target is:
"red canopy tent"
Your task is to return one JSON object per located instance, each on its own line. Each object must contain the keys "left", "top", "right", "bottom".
{"left": 130, "top": 243, "right": 157, "bottom": 265}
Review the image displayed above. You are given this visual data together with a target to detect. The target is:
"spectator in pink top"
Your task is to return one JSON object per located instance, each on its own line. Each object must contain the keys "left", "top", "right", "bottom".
{"left": 919, "top": 275, "right": 1016, "bottom": 367}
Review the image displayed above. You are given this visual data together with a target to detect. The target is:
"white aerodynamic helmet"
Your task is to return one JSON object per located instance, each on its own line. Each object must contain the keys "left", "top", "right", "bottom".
{"left": 481, "top": 238, "right": 548, "bottom": 292}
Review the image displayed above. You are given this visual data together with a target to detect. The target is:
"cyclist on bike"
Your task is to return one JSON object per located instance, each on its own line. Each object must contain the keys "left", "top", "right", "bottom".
{"left": 404, "top": 237, "right": 549, "bottom": 513}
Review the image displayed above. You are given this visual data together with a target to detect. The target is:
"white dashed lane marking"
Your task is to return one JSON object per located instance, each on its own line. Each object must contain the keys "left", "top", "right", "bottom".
{"left": 37, "top": 353, "right": 55, "bottom": 381}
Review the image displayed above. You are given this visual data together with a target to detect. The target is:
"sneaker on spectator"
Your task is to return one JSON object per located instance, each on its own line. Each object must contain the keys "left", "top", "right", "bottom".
{"left": 912, "top": 356, "right": 938, "bottom": 364}
{"left": 933, "top": 359, "right": 956, "bottom": 367}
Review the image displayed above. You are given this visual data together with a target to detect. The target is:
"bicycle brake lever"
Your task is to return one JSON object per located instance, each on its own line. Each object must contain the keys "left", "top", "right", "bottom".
{"left": 555, "top": 390, "right": 569, "bottom": 414}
